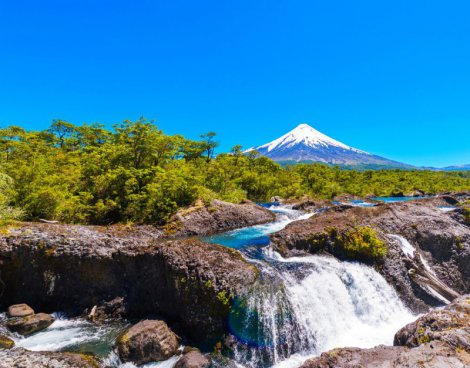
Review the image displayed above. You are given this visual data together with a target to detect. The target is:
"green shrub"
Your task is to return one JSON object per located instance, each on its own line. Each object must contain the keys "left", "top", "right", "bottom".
{"left": 337, "top": 226, "right": 388, "bottom": 261}
{"left": 0, "top": 173, "right": 23, "bottom": 224}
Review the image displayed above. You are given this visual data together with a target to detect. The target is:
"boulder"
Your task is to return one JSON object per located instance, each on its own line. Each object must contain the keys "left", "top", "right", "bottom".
{"left": 116, "top": 320, "right": 179, "bottom": 365}
{"left": 291, "top": 199, "right": 328, "bottom": 212}
{"left": 0, "top": 334, "right": 15, "bottom": 350}
{"left": 0, "top": 348, "right": 100, "bottom": 368}
{"left": 7, "top": 303, "right": 34, "bottom": 318}
{"left": 6, "top": 313, "right": 54, "bottom": 336}
{"left": 175, "top": 350, "right": 211, "bottom": 368}
{"left": 394, "top": 294, "right": 470, "bottom": 351}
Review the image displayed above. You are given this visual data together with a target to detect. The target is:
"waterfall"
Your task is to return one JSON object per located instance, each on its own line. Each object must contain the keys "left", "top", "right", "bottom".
{"left": 203, "top": 205, "right": 417, "bottom": 367}
{"left": 227, "top": 249, "right": 416, "bottom": 368}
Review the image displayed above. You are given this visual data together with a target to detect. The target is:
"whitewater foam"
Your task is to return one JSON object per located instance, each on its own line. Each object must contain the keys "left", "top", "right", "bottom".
{"left": 229, "top": 248, "right": 416, "bottom": 368}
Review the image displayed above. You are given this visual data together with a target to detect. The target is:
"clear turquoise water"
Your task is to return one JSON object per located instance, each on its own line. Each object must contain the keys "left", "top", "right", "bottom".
{"left": 203, "top": 206, "right": 312, "bottom": 249}
{"left": 349, "top": 200, "right": 376, "bottom": 207}
{"left": 372, "top": 196, "right": 427, "bottom": 203}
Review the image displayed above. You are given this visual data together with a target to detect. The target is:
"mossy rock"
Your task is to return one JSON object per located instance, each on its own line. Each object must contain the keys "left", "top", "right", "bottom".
{"left": 326, "top": 226, "right": 388, "bottom": 264}
{"left": 0, "top": 334, "right": 15, "bottom": 349}
{"left": 6, "top": 313, "right": 54, "bottom": 336}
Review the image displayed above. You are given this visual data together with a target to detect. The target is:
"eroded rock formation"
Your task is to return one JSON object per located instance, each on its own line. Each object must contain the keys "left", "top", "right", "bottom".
{"left": 271, "top": 197, "right": 470, "bottom": 311}
{"left": 0, "top": 223, "right": 258, "bottom": 342}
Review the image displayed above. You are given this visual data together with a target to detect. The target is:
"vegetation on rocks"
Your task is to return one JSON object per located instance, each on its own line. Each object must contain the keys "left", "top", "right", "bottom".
{"left": 1, "top": 119, "right": 470, "bottom": 225}
{"left": 0, "top": 335, "right": 15, "bottom": 350}
{"left": 0, "top": 349, "right": 101, "bottom": 368}
{"left": 334, "top": 226, "right": 388, "bottom": 261}
{"left": 6, "top": 313, "right": 54, "bottom": 336}
{"left": 464, "top": 207, "right": 470, "bottom": 226}
{"left": 314, "top": 226, "right": 389, "bottom": 263}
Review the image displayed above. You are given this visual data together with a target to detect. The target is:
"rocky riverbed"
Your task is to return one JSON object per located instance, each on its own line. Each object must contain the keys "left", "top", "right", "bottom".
{"left": 0, "top": 195, "right": 469, "bottom": 367}
{"left": 271, "top": 196, "right": 470, "bottom": 312}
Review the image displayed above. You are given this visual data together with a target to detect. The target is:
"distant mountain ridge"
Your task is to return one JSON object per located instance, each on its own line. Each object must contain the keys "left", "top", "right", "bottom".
{"left": 442, "top": 164, "right": 470, "bottom": 171}
{"left": 246, "top": 124, "right": 414, "bottom": 169}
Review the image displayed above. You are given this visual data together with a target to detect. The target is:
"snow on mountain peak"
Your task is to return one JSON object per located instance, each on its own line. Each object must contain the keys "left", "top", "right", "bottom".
{"left": 258, "top": 123, "right": 363, "bottom": 153}
{"left": 244, "top": 123, "right": 412, "bottom": 168}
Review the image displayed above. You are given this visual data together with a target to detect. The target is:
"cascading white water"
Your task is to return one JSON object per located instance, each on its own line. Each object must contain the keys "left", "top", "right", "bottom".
{"left": 274, "top": 254, "right": 415, "bottom": 366}
{"left": 228, "top": 248, "right": 416, "bottom": 368}
{"left": 14, "top": 313, "right": 125, "bottom": 352}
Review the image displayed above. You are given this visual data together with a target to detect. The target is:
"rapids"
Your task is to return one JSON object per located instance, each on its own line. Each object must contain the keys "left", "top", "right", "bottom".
{"left": 205, "top": 206, "right": 416, "bottom": 367}
{"left": 4, "top": 205, "right": 418, "bottom": 367}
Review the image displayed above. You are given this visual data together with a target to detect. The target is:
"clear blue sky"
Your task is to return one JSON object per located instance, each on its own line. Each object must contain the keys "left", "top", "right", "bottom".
{"left": 1, "top": 0, "right": 469, "bottom": 167}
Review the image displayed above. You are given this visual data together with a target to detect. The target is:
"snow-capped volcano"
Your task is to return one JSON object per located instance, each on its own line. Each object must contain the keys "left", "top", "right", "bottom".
{"left": 247, "top": 123, "right": 412, "bottom": 168}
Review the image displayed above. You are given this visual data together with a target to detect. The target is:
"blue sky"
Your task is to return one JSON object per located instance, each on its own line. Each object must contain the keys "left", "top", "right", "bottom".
{"left": 0, "top": 0, "right": 469, "bottom": 167}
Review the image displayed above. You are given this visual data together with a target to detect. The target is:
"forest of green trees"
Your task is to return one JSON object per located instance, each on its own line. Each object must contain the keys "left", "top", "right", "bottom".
{"left": 1, "top": 119, "right": 469, "bottom": 225}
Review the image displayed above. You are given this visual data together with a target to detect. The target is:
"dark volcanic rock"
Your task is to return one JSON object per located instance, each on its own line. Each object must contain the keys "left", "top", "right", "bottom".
{"left": 6, "top": 313, "right": 54, "bottom": 336}
{"left": 174, "top": 350, "right": 211, "bottom": 368}
{"left": 394, "top": 294, "right": 470, "bottom": 351}
{"left": 167, "top": 199, "right": 275, "bottom": 237}
{"left": 291, "top": 199, "right": 331, "bottom": 212}
{"left": 0, "top": 348, "right": 100, "bottom": 368}
{"left": 116, "top": 320, "right": 179, "bottom": 365}
{"left": 270, "top": 199, "right": 470, "bottom": 311}
{"left": 7, "top": 303, "right": 34, "bottom": 318}
{"left": 301, "top": 295, "right": 470, "bottom": 368}
{"left": 87, "top": 297, "right": 127, "bottom": 322}
{"left": 300, "top": 342, "right": 469, "bottom": 368}
{"left": 0, "top": 223, "right": 258, "bottom": 343}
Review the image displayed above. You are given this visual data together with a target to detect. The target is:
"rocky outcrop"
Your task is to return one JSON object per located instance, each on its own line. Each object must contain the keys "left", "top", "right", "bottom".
{"left": 116, "top": 320, "right": 179, "bottom": 365}
{"left": 300, "top": 342, "right": 469, "bottom": 368}
{"left": 167, "top": 199, "right": 275, "bottom": 237}
{"left": 271, "top": 199, "right": 470, "bottom": 311}
{"left": 6, "top": 313, "right": 54, "bottom": 336}
{"left": 0, "top": 348, "right": 100, "bottom": 368}
{"left": 394, "top": 294, "right": 470, "bottom": 350}
{"left": 0, "top": 223, "right": 258, "bottom": 343}
{"left": 7, "top": 304, "right": 34, "bottom": 318}
{"left": 174, "top": 350, "right": 211, "bottom": 368}
{"left": 86, "top": 297, "right": 127, "bottom": 323}
{"left": 301, "top": 295, "right": 470, "bottom": 368}
{"left": 291, "top": 199, "right": 331, "bottom": 212}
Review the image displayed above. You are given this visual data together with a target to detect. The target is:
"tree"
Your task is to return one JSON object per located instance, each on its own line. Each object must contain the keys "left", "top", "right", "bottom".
{"left": 47, "top": 120, "right": 79, "bottom": 149}
{"left": 200, "top": 132, "right": 219, "bottom": 162}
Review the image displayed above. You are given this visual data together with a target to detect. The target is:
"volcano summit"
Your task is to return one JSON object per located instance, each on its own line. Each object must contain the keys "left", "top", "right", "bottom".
{"left": 247, "top": 124, "right": 413, "bottom": 168}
